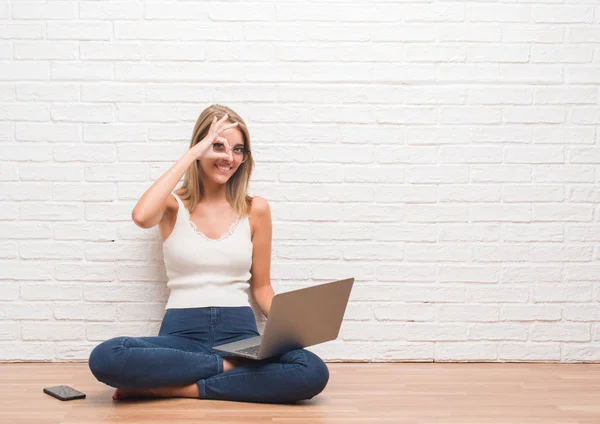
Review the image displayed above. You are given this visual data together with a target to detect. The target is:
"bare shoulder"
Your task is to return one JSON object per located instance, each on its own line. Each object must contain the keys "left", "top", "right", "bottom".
{"left": 250, "top": 195, "right": 270, "bottom": 216}
{"left": 249, "top": 196, "right": 271, "bottom": 238}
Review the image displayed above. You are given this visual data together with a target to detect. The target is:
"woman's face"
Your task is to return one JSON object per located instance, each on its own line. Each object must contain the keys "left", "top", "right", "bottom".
{"left": 198, "top": 126, "right": 246, "bottom": 184}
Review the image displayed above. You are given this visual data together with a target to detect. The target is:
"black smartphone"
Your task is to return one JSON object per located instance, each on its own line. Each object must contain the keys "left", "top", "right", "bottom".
{"left": 43, "top": 385, "right": 86, "bottom": 401}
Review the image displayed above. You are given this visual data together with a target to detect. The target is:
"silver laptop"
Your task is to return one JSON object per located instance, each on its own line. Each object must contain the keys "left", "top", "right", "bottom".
{"left": 212, "top": 278, "right": 354, "bottom": 360}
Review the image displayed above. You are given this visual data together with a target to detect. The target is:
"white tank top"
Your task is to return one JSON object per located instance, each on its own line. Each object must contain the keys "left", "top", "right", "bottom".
{"left": 161, "top": 191, "right": 254, "bottom": 310}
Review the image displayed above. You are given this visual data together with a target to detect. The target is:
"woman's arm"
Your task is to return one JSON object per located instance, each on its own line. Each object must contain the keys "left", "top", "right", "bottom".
{"left": 249, "top": 196, "right": 275, "bottom": 318}
{"left": 131, "top": 150, "right": 196, "bottom": 228}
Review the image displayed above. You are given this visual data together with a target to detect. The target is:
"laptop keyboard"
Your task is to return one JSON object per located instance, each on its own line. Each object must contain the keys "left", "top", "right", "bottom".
{"left": 236, "top": 345, "right": 261, "bottom": 356}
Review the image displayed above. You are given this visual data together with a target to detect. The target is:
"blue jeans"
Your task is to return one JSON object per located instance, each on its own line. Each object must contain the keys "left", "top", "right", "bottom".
{"left": 88, "top": 306, "right": 330, "bottom": 404}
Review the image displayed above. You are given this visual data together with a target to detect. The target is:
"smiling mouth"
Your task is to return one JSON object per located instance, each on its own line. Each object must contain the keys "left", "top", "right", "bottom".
{"left": 215, "top": 164, "right": 232, "bottom": 173}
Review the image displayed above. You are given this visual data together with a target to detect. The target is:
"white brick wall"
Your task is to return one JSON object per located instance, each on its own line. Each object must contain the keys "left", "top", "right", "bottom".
{"left": 0, "top": 0, "right": 599, "bottom": 363}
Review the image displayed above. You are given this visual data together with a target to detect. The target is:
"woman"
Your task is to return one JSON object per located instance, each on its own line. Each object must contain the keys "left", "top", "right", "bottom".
{"left": 88, "top": 105, "right": 330, "bottom": 403}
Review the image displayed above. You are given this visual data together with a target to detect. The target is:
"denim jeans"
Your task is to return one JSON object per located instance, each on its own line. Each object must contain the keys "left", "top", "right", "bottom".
{"left": 88, "top": 306, "right": 330, "bottom": 404}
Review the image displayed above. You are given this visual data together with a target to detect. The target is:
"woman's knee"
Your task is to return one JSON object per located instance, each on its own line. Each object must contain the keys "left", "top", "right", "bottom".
{"left": 88, "top": 336, "right": 128, "bottom": 383}
{"left": 304, "top": 350, "right": 330, "bottom": 397}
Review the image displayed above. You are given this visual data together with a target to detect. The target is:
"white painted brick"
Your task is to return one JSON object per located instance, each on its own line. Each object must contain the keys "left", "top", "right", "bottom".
{"left": 535, "top": 87, "right": 596, "bottom": 104}
{"left": 405, "top": 324, "right": 467, "bottom": 341}
{"left": 470, "top": 204, "right": 531, "bottom": 222}
{"left": 440, "top": 146, "right": 503, "bottom": 164}
{"left": 534, "top": 126, "right": 596, "bottom": 144}
{"left": 86, "top": 321, "right": 160, "bottom": 341}
{"left": 533, "top": 283, "right": 592, "bottom": 302}
{"left": 534, "top": 165, "right": 595, "bottom": 183}
{"left": 473, "top": 244, "right": 530, "bottom": 262}
{"left": 80, "top": 42, "right": 141, "bottom": 60}
{"left": 373, "top": 343, "right": 434, "bottom": 362}
{"left": 438, "top": 265, "right": 500, "bottom": 283}
{"left": 499, "top": 343, "right": 561, "bottom": 361}
{"left": 565, "top": 265, "right": 600, "bottom": 282}
{"left": 19, "top": 241, "right": 83, "bottom": 260}
{"left": 438, "top": 24, "right": 501, "bottom": 42}
{"left": 466, "top": 285, "right": 529, "bottom": 303}
{"left": 47, "top": 22, "right": 112, "bottom": 40}
{"left": 12, "top": 2, "right": 76, "bottom": 20}
{"left": 51, "top": 104, "right": 113, "bottom": 123}
{"left": 0, "top": 302, "right": 52, "bottom": 320}
{"left": 501, "top": 265, "right": 562, "bottom": 283}
{"left": 438, "top": 224, "right": 499, "bottom": 242}
{"left": 406, "top": 126, "right": 470, "bottom": 145}
{"left": 342, "top": 165, "right": 405, "bottom": 183}
{"left": 503, "top": 24, "right": 564, "bottom": 43}
{"left": 469, "top": 324, "right": 528, "bottom": 341}
{"left": 20, "top": 282, "right": 80, "bottom": 301}
{"left": 439, "top": 186, "right": 501, "bottom": 203}
{"left": 22, "top": 321, "right": 85, "bottom": 341}
{"left": 54, "top": 302, "right": 117, "bottom": 321}
{"left": 0, "top": 322, "right": 19, "bottom": 340}
{"left": 353, "top": 284, "right": 464, "bottom": 303}
{"left": 531, "top": 324, "right": 590, "bottom": 342}
{"left": 532, "top": 6, "right": 594, "bottom": 23}
{"left": 84, "top": 202, "right": 134, "bottom": 221}
{"left": 568, "top": 147, "right": 600, "bottom": 164}
{"left": 466, "top": 5, "right": 529, "bottom": 22}
{"left": 79, "top": 1, "right": 142, "bottom": 19}
{"left": 146, "top": 42, "right": 209, "bottom": 61}
{"left": 376, "top": 264, "right": 436, "bottom": 282}
{"left": 375, "top": 303, "right": 436, "bottom": 321}
{"left": 568, "top": 27, "right": 600, "bottom": 42}
{"left": 566, "top": 225, "right": 600, "bottom": 242}
{"left": 404, "top": 86, "right": 466, "bottom": 104}
{"left": 15, "top": 42, "right": 78, "bottom": 60}
{"left": 570, "top": 107, "right": 600, "bottom": 124}
{"left": 471, "top": 165, "right": 531, "bottom": 183}
{"left": 53, "top": 145, "right": 116, "bottom": 163}
{"left": 20, "top": 164, "right": 83, "bottom": 182}
{"left": 503, "top": 185, "right": 564, "bottom": 203}
{"left": 436, "top": 343, "right": 497, "bottom": 361}
{"left": 52, "top": 183, "right": 116, "bottom": 201}
{"left": 531, "top": 244, "right": 594, "bottom": 262}
{"left": 563, "top": 305, "right": 600, "bottom": 321}
{"left": 375, "top": 106, "right": 436, "bottom": 124}
{"left": 532, "top": 45, "right": 594, "bottom": 64}
{"left": 82, "top": 83, "right": 144, "bottom": 102}
{"left": 562, "top": 344, "right": 600, "bottom": 362}
{"left": 374, "top": 224, "right": 436, "bottom": 242}
{"left": 467, "top": 87, "right": 532, "bottom": 104}
{"left": 84, "top": 124, "right": 146, "bottom": 143}
{"left": 0, "top": 342, "right": 54, "bottom": 361}
{"left": 439, "top": 305, "right": 499, "bottom": 322}
{"left": 506, "top": 147, "right": 564, "bottom": 164}
{"left": 0, "top": 183, "right": 52, "bottom": 201}
{"left": 406, "top": 244, "right": 470, "bottom": 262}
{"left": 17, "top": 83, "right": 79, "bottom": 102}
{"left": 145, "top": 2, "right": 207, "bottom": 19}
{"left": 55, "top": 342, "right": 99, "bottom": 361}
{"left": 406, "top": 166, "right": 469, "bottom": 183}
{"left": 533, "top": 204, "right": 594, "bottom": 222}
{"left": 500, "top": 305, "right": 562, "bottom": 321}
{"left": 504, "top": 106, "right": 565, "bottom": 123}
{"left": 0, "top": 241, "right": 17, "bottom": 259}
{"left": 406, "top": 204, "right": 468, "bottom": 223}
{"left": 341, "top": 322, "right": 405, "bottom": 341}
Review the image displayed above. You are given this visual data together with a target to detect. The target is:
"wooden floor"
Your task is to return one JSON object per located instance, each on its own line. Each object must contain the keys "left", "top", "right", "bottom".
{"left": 2, "top": 362, "right": 600, "bottom": 423}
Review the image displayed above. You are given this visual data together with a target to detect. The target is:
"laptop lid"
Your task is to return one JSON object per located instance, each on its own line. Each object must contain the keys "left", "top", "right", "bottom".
{"left": 258, "top": 278, "right": 354, "bottom": 359}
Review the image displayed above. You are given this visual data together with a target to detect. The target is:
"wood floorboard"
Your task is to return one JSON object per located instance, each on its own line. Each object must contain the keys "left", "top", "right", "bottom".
{"left": 0, "top": 363, "right": 599, "bottom": 423}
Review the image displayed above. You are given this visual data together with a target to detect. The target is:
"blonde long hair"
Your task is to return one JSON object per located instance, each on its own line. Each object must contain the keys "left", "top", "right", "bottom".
{"left": 177, "top": 104, "right": 254, "bottom": 217}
